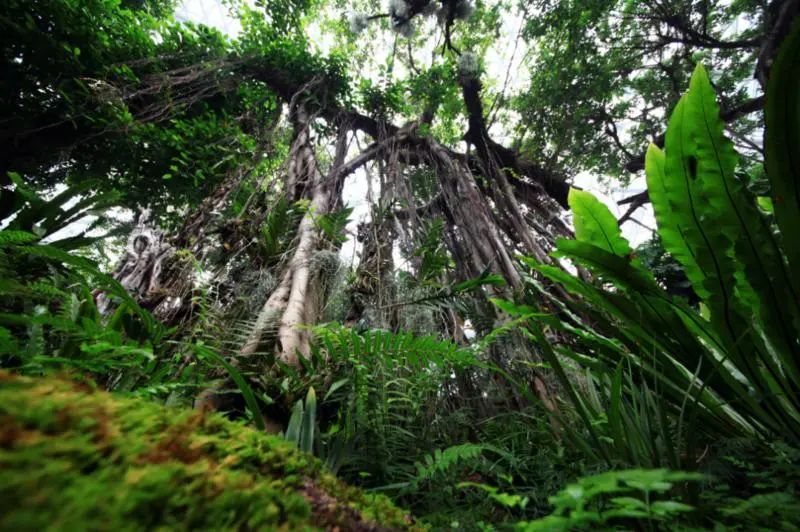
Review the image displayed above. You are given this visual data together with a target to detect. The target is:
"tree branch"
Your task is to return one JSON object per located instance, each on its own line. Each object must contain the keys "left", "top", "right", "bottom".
{"left": 460, "top": 74, "right": 571, "bottom": 207}
{"left": 624, "top": 95, "right": 764, "bottom": 173}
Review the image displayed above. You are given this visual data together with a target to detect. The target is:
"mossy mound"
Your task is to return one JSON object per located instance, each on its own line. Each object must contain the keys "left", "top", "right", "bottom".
{"left": 0, "top": 371, "right": 419, "bottom": 531}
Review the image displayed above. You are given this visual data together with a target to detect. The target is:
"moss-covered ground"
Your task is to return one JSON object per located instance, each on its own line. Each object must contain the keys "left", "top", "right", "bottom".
{"left": 0, "top": 371, "right": 420, "bottom": 531}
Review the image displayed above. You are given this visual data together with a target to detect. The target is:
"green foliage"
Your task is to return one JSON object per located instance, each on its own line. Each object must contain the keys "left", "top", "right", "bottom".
{"left": 259, "top": 198, "right": 304, "bottom": 264}
{"left": 635, "top": 235, "right": 697, "bottom": 304}
{"left": 235, "top": 4, "right": 349, "bottom": 102}
{"left": 285, "top": 386, "right": 318, "bottom": 454}
{"left": 412, "top": 218, "right": 451, "bottom": 284}
{"left": 412, "top": 444, "right": 493, "bottom": 487}
{"left": 1, "top": 0, "right": 346, "bottom": 224}
{"left": 516, "top": 469, "right": 704, "bottom": 530}
{"left": 516, "top": 0, "right": 764, "bottom": 180}
{"left": 2, "top": 1, "right": 797, "bottom": 530}
{"left": 0, "top": 179, "right": 265, "bottom": 418}
{"left": 0, "top": 180, "right": 163, "bottom": 379}
{"left": 510, "top": 61, "right": 800, "bottom": 472}
{"left": 357, "top": 77, "right": 407, "bottom": 118}
{"left": 2, "top": 0, "right": 231, "bottom": 215}
{"left": 480, "top": 44, "right": 800, "bottom": 529}
{"left": 288, "top": 324, "right": 579, "bottom": 526}
{"left": 568, "top": 188, "right": 632, "bottom": 258}
{"left": 457, "top": 482, "right": 530, "bottom": 511}
{"left": 312, "top": 323, "right": 478, "bottom": 370}
{"left": 191, "top": 343, "right": 266, "bottom": 430}
{"left": 315, "top": 206, "right": 354, "bottom": 245}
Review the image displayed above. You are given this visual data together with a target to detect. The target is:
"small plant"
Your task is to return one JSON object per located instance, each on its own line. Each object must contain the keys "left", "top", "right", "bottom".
{"left": 284, "top": 386, "right": 318, "bottom": 454}
{"left": 514, "top": 469, "right": 704, "bottom": 530}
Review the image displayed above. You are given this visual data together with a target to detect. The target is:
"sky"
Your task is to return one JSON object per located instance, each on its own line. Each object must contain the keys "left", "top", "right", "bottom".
{"left": 176, "top": 0, "right": 244, "bottom": 36}
{"left": 174, "top": 0, "right": 656, "bottom": 259}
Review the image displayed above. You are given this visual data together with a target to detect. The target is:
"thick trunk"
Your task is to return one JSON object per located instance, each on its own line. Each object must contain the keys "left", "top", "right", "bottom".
{"left": 104, "top": 169, "right": 246, "bottom": 325}
{"left": 274, "top": 176, "right": 331, "bottom": 362}
{"left": 238, "top": 105, "right": 323, "bottom": 364}
{"left": 240, "top": 113, "right": 375, "bottom": 366}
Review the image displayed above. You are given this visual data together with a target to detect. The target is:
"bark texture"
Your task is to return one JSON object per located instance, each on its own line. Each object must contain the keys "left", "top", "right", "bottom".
{"left": 241, "top": 108, "right": 376, "bottom": 366}
{"left": 104, "top": 168, "right": 247, "bottom": 325}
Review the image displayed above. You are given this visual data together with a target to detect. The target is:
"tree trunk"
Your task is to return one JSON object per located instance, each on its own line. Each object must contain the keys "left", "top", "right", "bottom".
{"left": 240, "top": 111, "right": 377, "bottom": 366}
{"left": 103, "top": 168, "right": 247, "bottom": 325}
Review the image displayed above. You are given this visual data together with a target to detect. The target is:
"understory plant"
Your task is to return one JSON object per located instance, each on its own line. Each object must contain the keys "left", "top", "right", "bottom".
{"left": 492, "top": 19, "right": 800, "bottom": 530}
{"left": 0, "top": 179, "right": 262, "bottom": 407}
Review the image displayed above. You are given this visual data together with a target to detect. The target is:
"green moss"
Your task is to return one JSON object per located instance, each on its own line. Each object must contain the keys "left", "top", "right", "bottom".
{"left": 0, "top": 371, "right": 420, "bottom": 531}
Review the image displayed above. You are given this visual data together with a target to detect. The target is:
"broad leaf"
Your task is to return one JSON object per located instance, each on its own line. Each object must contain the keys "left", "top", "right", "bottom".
{"left": 765, "top": 19, "right": 800, "bottom": 283}
{"left": 568, "top": 188, "right": 631, "bottom": 257}
{"left": 645, "top": 143, "right": 708, "bottom": 299}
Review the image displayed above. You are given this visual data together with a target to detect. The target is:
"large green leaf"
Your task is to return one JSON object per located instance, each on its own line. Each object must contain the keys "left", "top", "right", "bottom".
{"left": 686, "top": 64, "right": 800, "bottom": 386}
{"left": 553, "top": 240, "right": 656, "bottom": 294}
{"left": 645, "top": 143, "right": 708, "bottom": 300}
{"left": 661, "top": 89, "right": 746, "bottom": 348}
{"left": 639, "top": 64, "right": 800, "bottom": 433}
{"left": 765, "top": 19, "right": 800, "bottom": 284}
{"left": 568, "top": 188, "right": 632, "bottom": 257}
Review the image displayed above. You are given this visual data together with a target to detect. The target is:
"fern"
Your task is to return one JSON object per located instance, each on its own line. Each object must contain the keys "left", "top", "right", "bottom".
{"left": 413, "top": 218, "right": 450, "bottom": 283}
{"left": 313, "top": 323, "right": 477, "bottom": 369}
{"left": 413, "top": 444, "right": 490, "bottom": 485}
{"left": 315, "top": 206, "right": 353, "bottom": 244}
{"left": 259, "top": 198, "right": 303, "bottom": 263}
{"left": 0, "top": 230, "right": 39, "bottom": 246}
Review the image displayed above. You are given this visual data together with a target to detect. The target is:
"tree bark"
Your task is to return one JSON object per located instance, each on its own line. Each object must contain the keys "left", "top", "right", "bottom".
{"left": 103, "top": 167, "right": 248, "bottom": 325}
{"left": 240, "top": 111, "right": 377, "bottom": 366}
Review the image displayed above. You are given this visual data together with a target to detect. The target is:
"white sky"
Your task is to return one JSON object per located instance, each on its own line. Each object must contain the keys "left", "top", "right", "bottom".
{"left": 176, "top": 0, "right": 243, "bottom": 36}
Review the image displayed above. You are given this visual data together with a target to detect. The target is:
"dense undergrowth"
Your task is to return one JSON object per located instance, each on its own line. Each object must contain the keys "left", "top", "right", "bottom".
{"left": 2, "top": 0, "right": 800, "bottom": 530}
